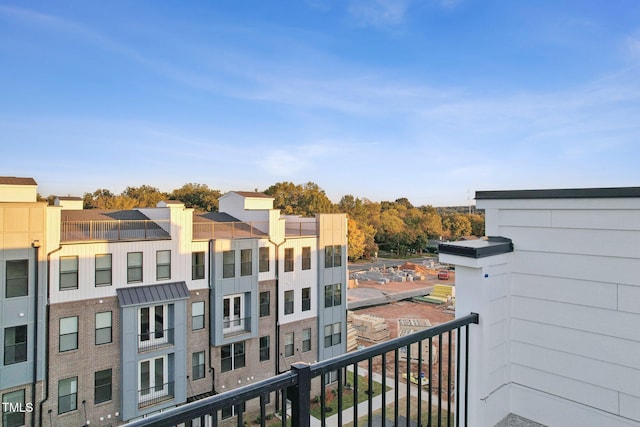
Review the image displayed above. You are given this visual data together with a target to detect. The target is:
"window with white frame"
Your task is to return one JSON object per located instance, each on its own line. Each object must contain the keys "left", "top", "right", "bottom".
{"left": 302, "top": 328, "right": 311, "bottom": 352}
{"left": 284, "top": 332, "right": 294, "bottom": 357}
{"left": 221, "top": 342, "right": 245, "bottom": 372}
{"left": 139, "top": 305, "right": 168, "bottom": 349}
{"left": 156, "top": 250, "right": 171, "bottom": 280}
{"left": 127, "top": 252, "right": 143, "bottom": 283}
{"left": 324, "top": 245, "right": 342, "bottom": 268}
{"left": 2, "top": 389, "right": 25, "bottom": 427}
{"left": 139, "top": 356, "right": 169, "bottom": 404}
{"left": 284, "top": 248, "right": 294, "bottom": 272}
{"left": 259, "top": 336, "right": 270, "bottom": 362}
{"left": 222, "top": 250, "right": 235, "bottom": 278}
{"left": 95, "top": 254, "right": 112, "bottom": 286}
{"left": 223, "top": 294, "right": 244, "bottom": 333}
{"left": 302, "top": 247, "right": 311, "bottom": 270}
{"left": 192, "top": 351, "right": 205, "bottom": 380}
{"left": 284, "top": 290, "right": 294, "bottom": 315}
{"left": 302, "top": 287, "right": 311, "bottom": 311}
{"left": 324, "top": 283, "right": 342, "bottom": 308}
{"left": 59, "top": 316, "right": 78, "bottom": 352}
{"left": 240, "top": 249, "right": 252, "bottom": 276}
{"left": 192, "top": 302, "right": 205, "bottom": 330}
{"left": 4, "top": 325, "right": 27, "bottom": 365}
{"left": 259, "top": 247, "right": 269, "bottom": 272}
{"left": 95, "top": 311, "right": 112, "bottom": 345}
{"left": 324, "top": 322, "right": 342, "bottom": 348}
{"left": 58, "top": 377, "right": 77, "bottom": 414}
{"left": 192, "top": 251, "right": 205, "bottom": 280}
{"left": 5, "top": 260, "right": 28, "bottom": 297}
{"left": 60, "top": 256, "right": 78, "bottom": 290}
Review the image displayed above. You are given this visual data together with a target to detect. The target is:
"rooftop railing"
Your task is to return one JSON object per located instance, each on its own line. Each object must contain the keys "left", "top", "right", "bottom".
{"left": 61, "top": 220, "right": 170, "bottom": 242}
{"left": 193, "top": 221, "right": 318, "bottom": 240}
{"left": 124, "top": 313, "right": 479, "bottom": 427}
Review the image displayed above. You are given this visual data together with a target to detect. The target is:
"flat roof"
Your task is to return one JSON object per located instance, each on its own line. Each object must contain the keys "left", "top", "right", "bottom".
{"left": 439, "top": 237, "right": 513, "bottom": 259}
{"left": 476, "top": 187, "right": 640, "bottom": 200}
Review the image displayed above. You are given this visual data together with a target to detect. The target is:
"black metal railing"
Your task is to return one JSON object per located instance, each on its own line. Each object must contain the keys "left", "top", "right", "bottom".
{"left": 223, "top": 317, "right": 251, "bottom": 335}
{"left": 138, "top": 328, "right": 174, "bottom": 352}
{"left": 138, "top": 382, "right": 175, "bottom": 408}
{"left": 124, "top": 313, "right": 479, "bottom": 427}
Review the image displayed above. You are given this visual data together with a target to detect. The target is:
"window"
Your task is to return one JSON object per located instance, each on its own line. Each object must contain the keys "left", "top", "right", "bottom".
{"left": 221, "top": 404, "right": 245, "bottom": 420}
{"left": 325, "top": 245, "right": 342, "bottom": 268}
{"left": 222, "top": 250, "right": 235, "bottom": 278}
{"left": 240, "top": 249, "right": 252, "bottom": 276}
{"left": 139, "top": 305, "right": 168, "bottom": 350}
{"left": 259, "top": 247, "right": 269, "bottom": 272}
{"left": 2, "top": 389, "right": 25, "bottom": 427}
{"left": 58, "top": 377, "right": 77, "bottom": 414}
{"left": 324, "top": 370, "right": 339, "bottom": 385}
{"left": 284, "top": 290, "right": 294, "bottom": 315}
{"left": 192, "top": 252, "right": 205, "bottom": 280}
{"left": 94, "top": 369, "right": 112, "bottom": 404}
{"left": 302, "top": 328, "right": 311, "bottom": 353}
{"left": 6, "top": 260, "right": 28, "bottom": 297}
{"left": 139, "top": 356, "right": 168, "bottom": 403}
{"left": 284, "top": 332, "right": 294, "bottom": 357}
{"left": 127, "top": 252, "right": 143, "bottom": 283}
{"left": 324, "top": 283, "right": 342, "bottom": 308}
{"left": 302, "top": 287, "right": 311, "bottom": 312}
{"left": 95, "top": 312, "right": 112, "bottom": 345}
{"left": 95, "top": 254, "right": 111, "bottom": 286}
{"left": 4, "top": 325, "right": 27, "bottom": 365}
{"left": 221, "top": 342, "right": 245, "bottom": 372}
{"left": 259, "top": 291, "right": 270, "bottom": 317}
{"left": 192, "top": 351, "right": 205, "bottom": 380}
{"left": 156, "top": 250, "right": 171, "bottom": 280}
{"left": 223, "top": 294, "right": 244, "bottom": 333}
{"left": 284, "top": 248, "right": 294, "bottom": 272}
{"left": 259, "top": 336, "right": 270, "bottom": 362}
{"left": 302, "top": 247, "right": 311, "bottom": 270}
{"left": 192, "top": 302, "right": 205, "bottom": 330}
{"left": 60, "top": 256, "right": 78, "bottom": 290}
{"left": 325, "top": 323, "right": 342, "bottom": 348}
{"left": 59, "top": 316, "right": 78, "bottom": 352}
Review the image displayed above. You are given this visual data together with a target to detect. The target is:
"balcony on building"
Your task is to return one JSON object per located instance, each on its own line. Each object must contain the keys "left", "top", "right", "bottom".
{"left": 60, "top": 209, "right": 170, "bottom": 242}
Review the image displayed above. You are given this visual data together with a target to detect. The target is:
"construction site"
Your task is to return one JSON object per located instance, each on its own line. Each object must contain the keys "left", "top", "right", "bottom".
{"left": 346, "top": 261, "right": 456, "bottom": 398}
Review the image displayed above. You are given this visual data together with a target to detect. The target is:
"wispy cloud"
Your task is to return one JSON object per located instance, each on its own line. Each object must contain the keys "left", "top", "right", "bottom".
{"left": 261, "top": 143, "right": 331, "bottom": 177}
{"left": 347, "top": 0, "right": 413, "bottom": 27}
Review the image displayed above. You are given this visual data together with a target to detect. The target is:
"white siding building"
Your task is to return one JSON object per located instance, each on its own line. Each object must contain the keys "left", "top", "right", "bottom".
{"left": 440, "top": 187, "right": 640, "bottom": 427}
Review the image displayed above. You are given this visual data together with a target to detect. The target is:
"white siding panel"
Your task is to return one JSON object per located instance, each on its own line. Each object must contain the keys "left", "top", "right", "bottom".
{"left": 619, "top": 285, "right": 640, "bottom": 314}
{"left": 552, "top": 209, "right": 640, "bottom": 231}
{"left": 512, "top": 251, "right": 640, "bottom": 286}
{"left": 511, "top": 364, "right": 620, "bottom": 414}
{"left": 511, "top": 318, "right": 640, "bottom": 370}
{"left": 511, "top": 341, "right": 640, "bottom": 397}
{"left": 512, "top": 273, "right": 617, "bottom": 310}
{"left": 620, "top": 393, "right": 640, "bottom": 422}
{"left": 501, "top": 226, "right": 640, "bottom": 258}
{"left": 511, "top": 296, "right": 640, "bottom": 342}
{"left": 498, "top": 209, "right": 552, "bottom": 228}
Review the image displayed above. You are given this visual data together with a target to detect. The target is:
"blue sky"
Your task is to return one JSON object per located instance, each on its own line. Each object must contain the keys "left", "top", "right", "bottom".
{"left": 1, "top": 1, "right": 639, "bottom": 206}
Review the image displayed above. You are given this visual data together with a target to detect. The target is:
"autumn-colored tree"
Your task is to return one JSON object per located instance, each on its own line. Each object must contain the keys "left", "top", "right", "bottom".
{"left": 123, "top": 185, "right": 167, "bottom": 208}
{"left": 468, "top": 213, "right": 485, "bottom": 236}
{"left": 442, "top": 213, "right": 472, "bottom": 240}
{"left": 347, "top": 218, "right": 366, "bottom": 261}
{"left": 264, "top": 181, "right": 335, "bottom": 217}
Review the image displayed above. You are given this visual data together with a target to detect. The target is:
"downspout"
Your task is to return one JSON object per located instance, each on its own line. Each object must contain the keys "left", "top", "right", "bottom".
{"left": 30, "top": 240, "right": 40, "bottom": 427}
{"left": 39, "top": 245, "right": 62, "bottom": 427}
{"left": 268, "top": 237, "right": 286, "bottom": 411}
{"left": 207, "top": 239, "right": 217, "bottom": 396}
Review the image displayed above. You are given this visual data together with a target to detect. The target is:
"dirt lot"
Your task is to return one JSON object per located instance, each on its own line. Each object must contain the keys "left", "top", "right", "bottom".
{"left": 349, "top": 280, "right": 456, "bottom": 398}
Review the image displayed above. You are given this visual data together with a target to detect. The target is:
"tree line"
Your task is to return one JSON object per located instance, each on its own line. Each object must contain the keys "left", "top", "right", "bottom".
{"left": 46, "top": 181, "right": 484, "bottom": 261}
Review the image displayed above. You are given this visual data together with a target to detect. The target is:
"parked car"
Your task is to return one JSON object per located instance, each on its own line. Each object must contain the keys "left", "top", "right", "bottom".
{"left": 438, "top": 270, "right": 450, "bottom": 280}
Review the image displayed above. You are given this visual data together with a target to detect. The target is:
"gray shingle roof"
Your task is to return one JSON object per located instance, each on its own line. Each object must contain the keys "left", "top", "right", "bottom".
{"left": 117, "top": 282, "right": 190, "bottom": 307}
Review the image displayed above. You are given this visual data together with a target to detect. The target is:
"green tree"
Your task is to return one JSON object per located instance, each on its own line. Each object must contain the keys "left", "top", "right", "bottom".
{"left": 170, "top": 183, "right": 221, "bottom": 212}
{"left": 264, "top": 181, "right": 335, "bottom": 217}
{"left": 123, "top": 185, "right": 167, "bottom": 208}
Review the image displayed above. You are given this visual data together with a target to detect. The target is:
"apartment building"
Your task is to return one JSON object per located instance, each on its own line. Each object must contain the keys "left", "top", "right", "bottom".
{"left": 0, "top": 178, "right": 47, "bottom": 427}
{"left": 0, "top": 178, "right": 347, "bottom": 427}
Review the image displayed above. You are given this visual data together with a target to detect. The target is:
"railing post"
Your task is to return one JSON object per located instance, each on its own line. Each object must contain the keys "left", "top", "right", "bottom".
{"left": 288, "top": 362, "right": 311, "bottom": 427}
